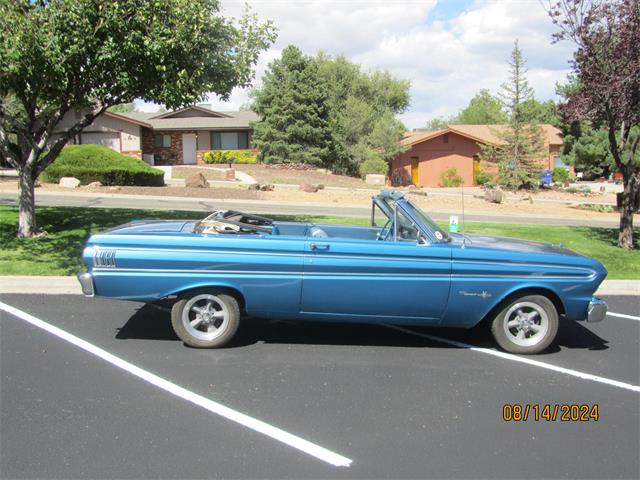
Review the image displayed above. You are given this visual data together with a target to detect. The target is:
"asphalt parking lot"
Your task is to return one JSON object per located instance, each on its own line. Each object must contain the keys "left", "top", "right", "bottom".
{"left": 1, "top": 294, "right": 638, "bottom": 479}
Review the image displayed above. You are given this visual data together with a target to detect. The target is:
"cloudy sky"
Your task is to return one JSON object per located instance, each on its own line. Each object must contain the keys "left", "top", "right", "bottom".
{"left": 137, "top": 0, "right": 576, "bottom": 130}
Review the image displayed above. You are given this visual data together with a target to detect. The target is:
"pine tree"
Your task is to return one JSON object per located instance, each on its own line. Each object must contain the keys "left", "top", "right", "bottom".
{"left": 251, "top": 46, "right": 334, "bottom": 166}
{"left": 481, "top": 40, "right": 547, "bottom": 189}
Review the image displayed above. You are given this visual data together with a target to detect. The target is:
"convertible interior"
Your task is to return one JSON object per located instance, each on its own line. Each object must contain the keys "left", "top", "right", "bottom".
{"left": 195, "top": 210, "right": 418, "bottom": 242}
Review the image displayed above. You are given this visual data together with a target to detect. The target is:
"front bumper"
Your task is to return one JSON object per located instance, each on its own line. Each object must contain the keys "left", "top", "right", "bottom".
{"left": 587, "top": 297, "right": 607, "bottom": 322}
{"left": 77, "top": 272, "right": 95, "bottom": 297}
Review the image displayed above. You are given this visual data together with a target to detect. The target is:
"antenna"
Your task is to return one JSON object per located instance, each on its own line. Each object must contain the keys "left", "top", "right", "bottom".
{"left": 461, "top": 179, "right": 466, "bottom": 247}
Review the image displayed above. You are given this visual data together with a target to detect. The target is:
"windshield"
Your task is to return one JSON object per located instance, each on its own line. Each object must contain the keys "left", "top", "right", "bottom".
{"left": 373, "top": 194, "right": 448, "bottom": 243}
{"left": 405, "top": 199, "right": 449, "bottom": 242}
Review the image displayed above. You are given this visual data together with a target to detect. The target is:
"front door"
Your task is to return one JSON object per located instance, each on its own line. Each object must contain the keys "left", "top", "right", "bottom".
{"left": 182, "top": 133, "right": 197, "bottom": 164}
{"left": 301, "top": 239, "right": 451, "bottom": 322}
{"left": 411, "top": 157, "right": 420, "bottom": 186}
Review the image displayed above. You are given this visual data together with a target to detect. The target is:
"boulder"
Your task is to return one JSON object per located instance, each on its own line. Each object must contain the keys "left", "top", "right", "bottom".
{"left": 484, "top": 189, "right": 504, "bottom": 204}
{"left": 59, "top": 177, "right": 80, "bottom": 188}
{"left": 224, "top": 168, "right": 236, "bottom": 181}
{"left": 365, "top": 174, "right": 386, "bottom": 186}
{"left": 299, "top": 183, "right": 319, "bottom": 193}
{"left": 185, "top": 172, "right": 208, "bottom": 188}
{"left": 259, "top": 184, "right": 274, "bottom": 191}
{"left": 87, "top": 181, "right": 103, "bottom": 188}
{"left": 247, "top": 183, "right": 261, "bottom": 191}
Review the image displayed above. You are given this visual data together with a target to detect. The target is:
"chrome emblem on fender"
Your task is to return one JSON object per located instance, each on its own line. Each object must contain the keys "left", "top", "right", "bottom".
{"left": 93, "top": 249, "right": 116, "bottom": 268}
{"left": 459, "top": 290, "right": 492, "bottom": 299}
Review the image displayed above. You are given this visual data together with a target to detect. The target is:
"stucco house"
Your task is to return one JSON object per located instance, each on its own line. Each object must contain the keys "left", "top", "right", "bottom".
{"left": 391, "top": 124, "right": 564, "bottom": 187}
{"left": 56, "top": 105, "right": 258, "bottom": 165}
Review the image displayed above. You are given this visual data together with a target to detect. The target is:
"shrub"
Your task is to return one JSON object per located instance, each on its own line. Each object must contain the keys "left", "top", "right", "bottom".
{"left": 202, "top": 150, "right": 258, "bottom": 164}
{"left": 440, "top": 167, "right": 464, "bottom": 187}
{"left": 41, "top": 145, "right": 164, "bottom": 186}
{"left": 552, "top": 167, "right": 572, "bottom": 184}
{"left": 358, "top": 154, "right": 389, "bottom": 178}
{"left": 474, "top": 171, "right": 492, "bottom": 185}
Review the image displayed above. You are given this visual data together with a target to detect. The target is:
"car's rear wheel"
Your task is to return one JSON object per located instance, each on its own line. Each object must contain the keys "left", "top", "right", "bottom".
{"left": 490, "top": 294, "right": 559, "bottom": 354}
{"left": 171, "top": 291, "right": 240, "bottom": 348}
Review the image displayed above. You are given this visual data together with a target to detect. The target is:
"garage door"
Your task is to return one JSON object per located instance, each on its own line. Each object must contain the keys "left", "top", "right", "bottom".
{"left": 81, "top": 132, "right": 121, "bottom": 152}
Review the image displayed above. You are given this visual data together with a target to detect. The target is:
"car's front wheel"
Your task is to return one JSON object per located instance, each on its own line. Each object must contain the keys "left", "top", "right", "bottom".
{"left": 490, "top": 294, "right": 559, "bottom": 354}
{"left": 171, "top": 291, "right": 240, "bottom": 348}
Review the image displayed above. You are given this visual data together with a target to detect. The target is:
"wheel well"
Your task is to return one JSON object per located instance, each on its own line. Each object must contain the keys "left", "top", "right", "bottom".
{"left": 478, "top": 287, "right": 565, "bottom": 327}
{"left": 170, "top": 286, "right": 247, "bottom": 314}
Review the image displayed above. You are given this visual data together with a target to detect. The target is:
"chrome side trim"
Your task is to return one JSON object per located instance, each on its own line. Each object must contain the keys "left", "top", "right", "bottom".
{"left": 77, "top": 272, "right": 95, "bottom": 297}
{"left": 91, "top": 246, "right": 594, "bottom": 273}
{"left": 91, "top": 267, "right": 592, "bottom": 280}
{"left": 587, "top": 298, "right": 607, "bottom": 322}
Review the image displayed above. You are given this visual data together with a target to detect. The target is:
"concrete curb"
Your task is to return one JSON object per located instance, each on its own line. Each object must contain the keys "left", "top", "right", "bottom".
{"left": 0, "top": 276, "right": 637, "bottom": 296}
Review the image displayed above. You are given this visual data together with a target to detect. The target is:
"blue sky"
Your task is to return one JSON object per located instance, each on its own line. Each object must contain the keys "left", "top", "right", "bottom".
{"left": 138, "top": 0, "right": 575, "bottom": 130}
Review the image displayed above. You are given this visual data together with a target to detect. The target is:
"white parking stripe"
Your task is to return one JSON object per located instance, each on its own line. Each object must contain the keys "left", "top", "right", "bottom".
{"left": 384, "top": 324, "right": 640, "bottom": 394}
{"left": 0, "top": 302, "right": 352, "bottom": 468}
{"left": 608, "top": 312, "right": 640, "bottom": 322}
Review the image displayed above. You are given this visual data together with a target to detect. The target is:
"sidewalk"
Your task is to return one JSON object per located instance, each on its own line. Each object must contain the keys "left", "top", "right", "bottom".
{"left": 0, "top": 276, "right": 637, "bottom": 296}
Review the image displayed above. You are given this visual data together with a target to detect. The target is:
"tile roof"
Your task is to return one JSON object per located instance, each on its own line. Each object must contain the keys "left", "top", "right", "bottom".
{"left": 402, "top": 124, "right": 563, "bottom": 147}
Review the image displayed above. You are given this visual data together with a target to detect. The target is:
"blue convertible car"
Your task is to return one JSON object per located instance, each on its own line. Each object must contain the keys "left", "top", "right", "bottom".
{"left": 78, "top": 190, "right": 607, "bottom": 354}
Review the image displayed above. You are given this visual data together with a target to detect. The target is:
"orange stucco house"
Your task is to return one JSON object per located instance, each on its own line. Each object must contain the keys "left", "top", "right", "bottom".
{"left": 390, "top": 124, "right": 563, "bottom": 187}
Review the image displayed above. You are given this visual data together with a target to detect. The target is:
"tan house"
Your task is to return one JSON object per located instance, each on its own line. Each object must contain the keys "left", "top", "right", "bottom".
{"left": 390, "top": 124, "right": 563, "bottom": 187}
{"left": 57, "top": 105, "right": 258, "bottom": 165}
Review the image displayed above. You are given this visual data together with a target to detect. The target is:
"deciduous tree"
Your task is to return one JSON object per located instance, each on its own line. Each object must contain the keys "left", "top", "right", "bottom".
{"left": 457, "top": 89, "right": 507, "bottom": 124}
{"left": 0, "top": 0, "right": 275, "bottom": 237}
{"left": 547, "top": 0, "right": 640, "bottom": 249}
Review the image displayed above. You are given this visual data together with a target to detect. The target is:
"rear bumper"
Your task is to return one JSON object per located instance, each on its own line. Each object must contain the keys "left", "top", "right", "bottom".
{"left": 77, "top": 272, "right": 95, "bottom": 297}
{"left": 587, "top": 297, "right": 607, "bottom": 323}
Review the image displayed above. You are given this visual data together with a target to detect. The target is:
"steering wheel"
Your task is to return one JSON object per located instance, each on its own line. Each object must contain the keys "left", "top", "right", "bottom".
{"left": 377, "top": 220, "right": 393, "bottom": 241}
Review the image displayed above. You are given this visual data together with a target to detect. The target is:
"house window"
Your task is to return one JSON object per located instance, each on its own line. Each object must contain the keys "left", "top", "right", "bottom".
{"left": 443, "top": 133, "right": 449, "bottom": 144}
{"left": 154, "top": 134, "right": 171, "bottom": 148}
{"left": 211, "top": 131, "right": 249, "bottom": 150}
{"left": 554, "top": 156, "right": 569, "bottom": 170}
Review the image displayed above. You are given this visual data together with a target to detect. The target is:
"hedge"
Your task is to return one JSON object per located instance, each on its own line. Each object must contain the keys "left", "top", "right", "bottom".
{"left": 41, "top": 144, "right": 164, "bottom": 186}
{"left": 202, "top": 150, "right": 258, "bottom": 164}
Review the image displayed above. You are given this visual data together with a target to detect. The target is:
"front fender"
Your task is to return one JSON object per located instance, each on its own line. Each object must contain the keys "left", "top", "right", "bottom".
{"left": 441, "top": 278, "right": 598, "bottom": 328}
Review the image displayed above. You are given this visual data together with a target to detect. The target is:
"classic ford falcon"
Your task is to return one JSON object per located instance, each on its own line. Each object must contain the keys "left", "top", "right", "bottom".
{"left": 78, "top": 190, "right": 607, "bottom": 354}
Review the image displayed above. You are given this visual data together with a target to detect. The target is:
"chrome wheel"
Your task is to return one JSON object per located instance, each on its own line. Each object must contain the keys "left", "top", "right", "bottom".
{"left": 502, "top": 301, "right": 549, "bottom": 347}
{"left": 181, "top": 294, "right": 229, "bottom": 341}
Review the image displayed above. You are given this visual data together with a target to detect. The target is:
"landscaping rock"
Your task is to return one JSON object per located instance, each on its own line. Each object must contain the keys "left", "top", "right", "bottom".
{"left": 185, "top": 172, "right": 208, "bottom": 188}
{"left": 87, "top": 181, "right": 103, "bottom": 188}
{"left": 299, "top": 183, "right": 319, "bottom": 193}
{"left": 224, "top": 168, "right": 236, "bottom": 181}
{"left": 109, "top": 186, "right": 121, "bottom": 192}
{"left": 247, "top": 183, "right": 261, "bottom": 191}
{"left": 259, "top": 184, "right": 274, "bottom": 191}
{"left": 59, "top": 177, "right": 80, "bottom": 188}
{"left": 365, "top": 174, "right": 386, "bottom": 185}
{"left": 484, "top": 189, "right": 504, "bottom": 204}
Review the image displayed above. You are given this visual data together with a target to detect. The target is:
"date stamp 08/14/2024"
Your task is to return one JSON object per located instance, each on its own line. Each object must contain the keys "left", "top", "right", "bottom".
{"left": 502, "top": 404, "right": 600, "bottom": 422}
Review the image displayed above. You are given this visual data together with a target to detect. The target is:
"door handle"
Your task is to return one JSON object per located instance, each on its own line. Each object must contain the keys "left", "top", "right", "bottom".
{"left": 310, "top": 243, "right": 330, "bottom": 251}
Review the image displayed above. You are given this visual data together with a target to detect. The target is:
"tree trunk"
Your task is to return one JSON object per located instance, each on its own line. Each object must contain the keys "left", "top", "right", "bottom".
{"left": 17, "top": 169, "right": 37, "bottom": 238}
{"left": 618, "top": 168, "right": 638, "bottom": 249}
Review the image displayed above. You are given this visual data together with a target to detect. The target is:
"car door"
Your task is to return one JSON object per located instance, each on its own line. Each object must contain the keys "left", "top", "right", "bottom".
{"left": 300, "top": 237, "right": 452, "bottom": 322}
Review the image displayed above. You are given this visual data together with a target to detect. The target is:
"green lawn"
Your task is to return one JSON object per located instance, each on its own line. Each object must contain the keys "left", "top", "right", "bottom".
{"left": 1, "top": 206, "right": 638, "bottom": 278}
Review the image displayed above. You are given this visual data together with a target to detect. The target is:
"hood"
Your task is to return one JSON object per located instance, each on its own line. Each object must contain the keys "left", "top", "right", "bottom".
{"left": 448, "top": 233, "right": 581, "bottom": 256}
{"left": 104, "top": 220, "right": 196, "bottom": 235}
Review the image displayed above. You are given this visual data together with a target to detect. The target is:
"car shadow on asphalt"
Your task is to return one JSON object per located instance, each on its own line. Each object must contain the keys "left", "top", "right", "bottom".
{"left": 115, "top": 304, "right": 609, "bottom": 353}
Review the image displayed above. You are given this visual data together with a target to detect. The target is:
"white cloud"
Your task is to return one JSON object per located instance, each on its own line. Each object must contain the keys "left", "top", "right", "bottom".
{"left": 144, "top": 1, "right": 576, "bottom": 129}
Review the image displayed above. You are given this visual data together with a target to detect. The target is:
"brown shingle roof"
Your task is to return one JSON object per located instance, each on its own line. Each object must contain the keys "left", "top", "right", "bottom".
{"left": 116, "top": 110, "right": 258, "bottom": 130}
{"left": 402, "top": 124, "right": 563, "bottom": 147}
